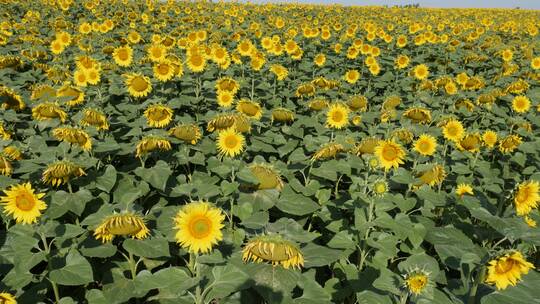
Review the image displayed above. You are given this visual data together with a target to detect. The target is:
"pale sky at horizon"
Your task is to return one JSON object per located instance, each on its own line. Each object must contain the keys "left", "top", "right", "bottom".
{"left": 225, "top": 0, "right": 540, "bottom": 9}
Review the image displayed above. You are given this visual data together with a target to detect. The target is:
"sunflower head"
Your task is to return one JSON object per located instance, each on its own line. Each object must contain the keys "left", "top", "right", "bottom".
{"left": 0, "top": 292, "right": 16, "bottom": 304}
{"left": 312, "top": 142, "right": 345, "bottom": 161}
{"left": 372, "top": 179, "right": 388, "bottom": 196}
{"left": 249, "top": 163, "right": 284, "bottom": 191}
{"left": 456, "top": 183, "right": 474, "bottom": 197}
{"left": 236, "top": 99, "right": 263, "bottom": 120}
{"left": 31, "top": 84, "right": 57, "bottom": 101}
{"left": 513, "top": 180, "right": 539, "bottom": 216}
{"left": 374, "top": 140, "right": 406, "bottom": 171}
{"left": 414, "top": 134, "right": 437, "bottom": 156}
{"left": 1, "top": 182, "right": 47, "bottom": 224}
{"left": 442, "top": 119, "right": 465, "bottom": 142}
{"left": 412, "top": 64, "right": 429, "bottom": 80}
{"left": 485, "top": 251, "right": 534, "bottom": 290}
{"left": 326, "top": 103, "right": 350, "bottom": 129}
{"left": 216, "top": 128, "right": 245, "bottom": 158}
{"left": 144, "top": 104, "right": 174, "bottom": 128}
{"left": 169, "top": 124, "right": 202, "bottom": 144}
{"left": 215, "top": 77, "right": 240, "bottom": 94}
{"left": 42, "top": 160, "right": 86, "bottom": 187}
{"left": 295, "top": 83, "right": 316, "bottom": 98}
{"left": 207, "top": 113, "right": 237, "bottom": 132}
{"left": 0, "top": 156, "right": 12, "bottom": 176}
{"left": 498, "top": 134, "right": 522, "bottom": 153}
{"left": 404, "top": 270, "right": 430, "bottom": 295}
{"left": 135, "top": 136, "right": 172, "bottom": 158}
{"left": 113, "top": 45, "right": 133, "bottom": 67}
{"left": 512, "top": 96, "right": 531, "bottom": 113}
{"left": 216, "top": 90, "right": 235, "bottom": 108}
{"left": 348, "top": 95, "right": 368, "bottom": 112}
{"left": 173, "top": 201, "right": 225, "bottom": 254}
{"left": 403, "top": 107, "right": 431, "bottom": 124}
{"left": 124, "top": 73, "right": 152, "bottom": 98}
{"left": 242, "top": 234, "right": 304, "bottom": 269}
{"left": 80, "top": 108, "right": 109, "bottom": 130}
{"left": 32, "top": 102, "right": 67, "bottom": 123}
{"left": 2, "top": 146, "right": 22, "bottom": 161}
{"left": 57, "top": 85, "right": 85, "bottom": 107}
{"left": 391, "top": 129, "right": 414, "bottom": 144}
{"left": 308, "top": 98, "right": 329, "bottom": 111}
{"left": 153, "top": 60, "right": 176, "bottom": 82}
{"left": 482, "top": 130, "right": 497, "bottom": 148}
{"left": 94, "top": 212, "right": 150, "bottom": 243}
{"left": 271, "top": 108, "right": 295, "bottom": 123}
{"left": 52, "top": 127, "right": 92, "bottom": 151}
{"left": 0, "top": 86, "right": 25, "bottom": 111}
{"left": 415, "top": 164, "right": 446, "bottom": 188}
{"left": 456, "top": 133, "right": 482, "bottom": 153}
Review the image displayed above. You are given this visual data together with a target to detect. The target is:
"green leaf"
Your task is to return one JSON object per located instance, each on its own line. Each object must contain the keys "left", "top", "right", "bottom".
{"left": 49, "top": 250, "right": 94, "bottom": 286}
{"left": 123, "top": 236, "right": 170, "bottom": 258}
{"left": 204, "top": 264, "right": 251, "bottom": 301}
{"left": 95, "top": 165, "right": 117, "bottom": 193}
{"left": 302, "top": 243, "right": 343, "bottom": 268}
{"left": 134, "top": 160, "right": 172, "bottom": 191}
{"left": 276, "top": 185, "right": 320, "bottom": 216}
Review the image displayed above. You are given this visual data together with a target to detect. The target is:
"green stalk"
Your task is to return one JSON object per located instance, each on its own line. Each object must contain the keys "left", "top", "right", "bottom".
{"left": 467, "top": 266, "right": 486, "bottom": 304}
{"left": 41, "top": 233, "right": 60, "bottom": 304}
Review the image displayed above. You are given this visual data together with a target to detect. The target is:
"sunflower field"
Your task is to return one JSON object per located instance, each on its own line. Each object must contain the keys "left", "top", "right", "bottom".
{"left": 1, "top": 0, "right": 540, "bottom": 303}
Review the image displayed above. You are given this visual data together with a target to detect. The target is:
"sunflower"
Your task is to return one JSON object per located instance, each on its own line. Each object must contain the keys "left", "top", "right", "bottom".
{"left": 216, "top": 90, "right": 234, "bottom": 108}
{"left": 485, "top": 251, "right": 534, "bottom": 290}
{"left": 73, "top": 69, "right": 88, "bottom": 87}
{"left": 403, "top": 107, "right": 431, "bottom": 124}
{"left": 147, "top": 44, "right": 167, "bottom": 62}
{"left": 94, "top": 213, "right": 150, "bottom": 243}
{"left": 113, "top": 45, "right": 133, "bottom": 67}
{"left": 372, "top": 179, "right": 388, "bottom": 196}
{"left": 395, "top": 54, "right": 410, "bottom": 69}
{"left": 344, "top": 69, "right": 360, "bottom": 84}
{"left": 498, "top": 134, "right": 522, "bottom": 153}
{"left": 511, "top": 96, "right": 531, "bottom": 113}
{"left": 207, "top": 113, "right": 237, "bottom": 132}
{"left": 326, "top": 103, "right": 350, "bottom": 129}
{"left": 249, "top": 163, "right": 284, "bottom": 191}
{"left": 215, "top": 77, "right": 240, "bottom": 94}
{"left": 52, "top": 127, "right": 92, "bottom": 151}
{"left": 442, "top": 119, "right": 465, "bottom": 142}
{"left": 57, "top": 85, "right": 85, "bottom": 107}
{"left": 311, "top": 142, "right": 345, "bottom": 161}
{"left": 271, "top": 108, "right": 295, "bottom": 123}
{"left": 374, "top": 140, "right": 406, "bottom": 170}
{"left": 415, "top": 164, "right": 446, "bottom": 187}
{"left": 144, "top": 104, "right": 174, "bottom": 128}
{"left": 524, "top": 216, "right": 537, "bottom": 228}
{"left": 50, "top": 39, "right": 65, "bottom": 54}
{"left": 0, "top": 292, "right": 16, "bottom": 304}
{"left": 32, "top": 102, "right": 67, "bottom": 122}
{"left": 531, "top": 57, "right": 540, "bottom": 70}
{"left": 0, "top": 156, "right": 12, "bottom": 176}
{"left": 501, "top": 49, "right": 513, "bottom": 62}
{"left": 236, "top": 99, "right": 263, "bottom": 120}
{"left": 2, "top": 146, "right": 22, "bottom": 161}
{"left": 348, "top": 95, "right": 368, "bottom": 112}
{"left": 414, "top": 134, "right": 437, "bottom": 156}
{"left": 173, "top": 201, "right": 225, "bottom": 254}
{"left": 482, "top": 130, "right": 497, "bottom": 148}
{"left": 455, "top": 99, "right": 475, "bottom": 112}
{"left": 153, "top": 60, "right": 175, "bottom": 82}
{"left": 124, "top": 73, "right": 152, "bottom": 98}
{"left": 135, "top": 136, "right": 172, "bottom": 158}
{"left": 270, "top": 64, "right": 288, "bottom": 80}
{"left": 85, "top": 68, "right": 101, "bottom": 85}
{"left": 233, "top": 114, "right": 252, "bottom": 133}
{"left": 412, "top": 64, "right": 429, "bottom": 80}
{"left": 42, "top": 160, "right": 86, "bottom": 187}
{"left": 391, "top": 128, "right": 414, "bottom": 144}
{"left": 242, "top": 234, "right": 304, "bottom": 269}
{"left": 314, "top": 53, "right": 326, "bottom": 67}
{"left": 186, "top": 53, "right": 206, "bottom": 73}
{"left": 456, "top": 133, "right": 482, "bottom": 153}
{"left": 0, "top": 122, "right": 11, "bottom": 140}
{"left": 1, "top": 182, "right": 46, "bottom": 224}
{"left": 354, "top": 137, "right": 381, "bottom": 155}
{"left": 308, "top": 98, "right": 328, "bottom": 111}
{"left": 0, "top": 86, "right": 25, "bottom": 111}
{"left": 405, "top": 271, "right": 429, "bottom": 295}
{"left": 31, "top": 84, "right": 57, "bottom": 101}
{"left": 513, "top": 180, "right": 539, "bottom": 216}
{"left": 295, "top": 83, "right": 316, "bottom": 98}
{"left": 80, "top": 108, "right": 109, "bottom": 130}
{"left": 456, "top": 183, "right": 474, "bottom": 197}
{"left": 216, "top": 128, "right": 245, "bottom": 157}
{"left": 169, "top": 124, "right": 202, "bottom": 144}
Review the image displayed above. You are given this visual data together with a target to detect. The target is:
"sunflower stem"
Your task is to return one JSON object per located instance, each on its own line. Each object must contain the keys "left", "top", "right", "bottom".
{"left": 399, "top": 290, "right": 409, "bottom": 304}
{"left": 67, "top": 182, "right": 73, "bottom": 194}
{"left": 467, "top": 266, "right": 486, "bottom": 304}
{"left": 41, "top": 233, "right": 61, "bottom": 304}
{"left": 193, "top": 253, "right": 203, "bottom": 304}
{"left": 127, "top": 252, "right": 137, "bottom": 280}
{"left": 250, "top": 76, "right": 255, "bottom": 100}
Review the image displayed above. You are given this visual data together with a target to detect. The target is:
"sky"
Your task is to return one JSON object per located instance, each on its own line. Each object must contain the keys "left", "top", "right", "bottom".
{"left": 229, "top": 0, "right": 540, "bottom": 9}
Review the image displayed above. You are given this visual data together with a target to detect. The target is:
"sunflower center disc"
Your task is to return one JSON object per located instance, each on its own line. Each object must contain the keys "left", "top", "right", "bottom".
{"left": 16, "top": 194, "right": 35, "bottom": 211}
{"left": 190, "top": 218, "right": 211, "bottom": 238}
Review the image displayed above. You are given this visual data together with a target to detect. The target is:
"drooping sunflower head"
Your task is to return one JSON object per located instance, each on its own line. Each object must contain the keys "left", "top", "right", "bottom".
{"left": 173, "top": 201, "right": 225, "bottom": 254}
{"left": 308, "top": 98, "right": 329, "bottom": 111}
{"left": 207, "top": 113, "right": 237, "bottom": 132}
{"left": 312, "top": 142, "right": 345, "bottom": 161}
{"left": 511, "top": 96, "right": 531, "bottom": 113}
{"left": 456, "top": 133, "right": 482, "bottom": 153}
{"left": 135, "top": 136, "right": 172, "bottom": 158}
{"left": 0, "top": 86, "right": 26, "bottom": 111}
{"left": 1, "top": 146, "right": 22, "bottom": 161}
{"left": 271, "top": 108, "right": 295, "bottom": 123}
{"left": 215, "top": 77, "right": 240, "bottom": 94}
{"left": 1, "top": 182, "right": 46, "bottom": 225}
{"left": 52, "top": 127, "right": 92, "bottom": 151}
{"left": 513, "top": 180, "right": 540, "bottom": 216}
{"left": 42, "top": 160, "right": 86, "bottom": 187}
{"left": 442, "top": 119, "right": 465, "bottom": 142}
{"left": 169, "top": 124, "right": 202, "bottom": 145}
{"left": 31, "top": 84, "right": 57, "bottom": 101}
{"left": 249, "top": 163, "right": 284, "bottom": 191}
{"left": 456, "top": 183, "right": 474, "bottom": 197}
{"left": 295, "top": 83, "right": 316, "bottom": 98}
{"left": 0, "top": 156, "right": 12, "bottom": 176}
{"left": 374, "top": 140, "right": 406, "bottom": 171}
{"left": 216, "top": 128, "right": 245, "bottom": 158}
{"left": 236, "top": 99, "right": 263, "bottom": 120}
{"left": 414, "top": 134, "right": 437, "bottom": 156}
{"left": 32, "top": 102, "right": 67, "bottom": 123}
{"left": 485, "top": 251, "right": 534, "bottom": 290}
{"left": 498, "top": 134, "right": 522, "bottom": 154}
{"left": 455, "top": 99, "right": 475, "bottom": 112}
{"left": 354, "top": 137, "right": 381, "bottom": 155}
{"left": 403, "top": 107, "right": 431, "bottom": 124}
{"left": 57, "top": 85, "right": 85, "bottom": 107}
{"left": 233, "top": 113, "right": 252, "bottom": 133}
{"left": 348, "top": 95, "right": 368, "bottom": 112}
{"left": 404, "top": 270, "right": 430, "bottom": 295}
{"left": 80, "top": 108, "right": 109, "bottom": 130}
{"left": 415, "top": 164, "right": 446, "bottom": 188}
{"left": 124, "top": 73, "right": 152, "bottom": 98}
{"left": 326, "top": 103, "right": 350, "bottom": 129}
{"left": 391, "top": 128, "right": 414, "bottom": 144}
{"left": 0, "top": 292, "right": 16, "bottom": 304}
{"left": 94, "top": 212, "right": 150, "bottom": 243}
{"left": 242, "top": 234, "right": 304, "bottom": 269}
{"left": 382, "top": 95, "right": 402, "bottom": 111}
{"left": 144, "top": 104, "right": 174, "bottom": 128}
{"left": 482, "top": 130, "right": 498, "bottom": 148}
